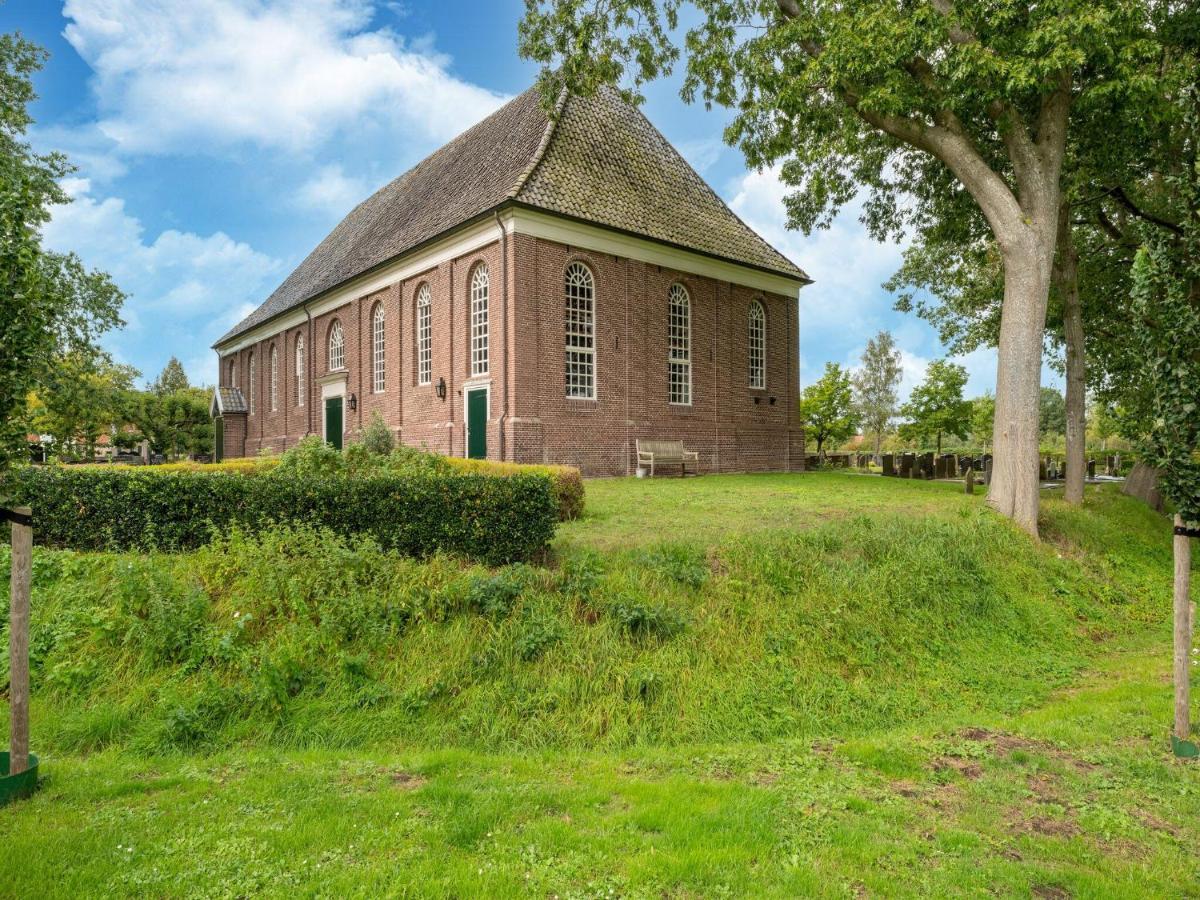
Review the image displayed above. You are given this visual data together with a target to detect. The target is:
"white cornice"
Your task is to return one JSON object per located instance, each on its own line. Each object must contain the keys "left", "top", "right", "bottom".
{"left": 509, "top": 208, "right": 805, "bottom": 298}
{"left": 216, "top": 207, "right": 804, "bottom": 355}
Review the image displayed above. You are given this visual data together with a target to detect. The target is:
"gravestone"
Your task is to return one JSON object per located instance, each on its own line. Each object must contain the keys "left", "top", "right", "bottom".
{"left": 882, "top": 454, "right": 895, "bottom": 477}
{"left": 1122, "top": 462, "right": 1163, "bottom": 511}
{"left": 984, "top": 457, "right": 993, "bottom": 486}
{"left": 1087, "top": 459, "right": 1096, "bottom": 479}
{"left": 1039, "top": 459, "right": 1048, "bottom": 481}
{"left": 921, "top": 452, "right": 935, "bottom": 479}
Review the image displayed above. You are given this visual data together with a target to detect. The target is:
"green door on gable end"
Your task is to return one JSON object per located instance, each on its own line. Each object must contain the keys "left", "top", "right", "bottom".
{"left": 214, "top": 417, "right": 224, "bottom": 462}
{"left": 325, "top": 397, "right": 343, "bottom": 450}
{"left": 467, "top": 388, "right": 487, "bottom": 459}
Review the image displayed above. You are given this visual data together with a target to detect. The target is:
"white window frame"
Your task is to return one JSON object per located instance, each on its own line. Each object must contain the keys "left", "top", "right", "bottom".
{"left": 564, "top": 262, "right": 596, "bottom": 400}
{"left": 748, "top": 299, "right": 766, "bottom": 390}
{"left": 668, "top": 283, "right": 692, "bottom": 406}
{"left": 229, "top": 358, "right": 237, "bottom": 390}
{"left": 416, "top": 283, "right": 432, "bottom": 386}
{"left": 328, "top": 320, "right": 345, "bottom": 371}
{"left": 295, "top": 335, "right": 305, "bottom": 406}
{"left": 269, "top": 344, "right": 278, "bottom": 412}
{"left": 371, "top": 302, "right": 386, "bottom": 393}
{"left": 248, "top": 351, "right": 256, "bottom": 415}
{"left": 470, "top": 264, "right": 489, "bottom": 377}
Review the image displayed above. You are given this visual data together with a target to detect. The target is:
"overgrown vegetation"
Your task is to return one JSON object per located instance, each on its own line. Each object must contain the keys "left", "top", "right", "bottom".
{"left": 0, "top": 479, "right": 1178, "bottom": 757}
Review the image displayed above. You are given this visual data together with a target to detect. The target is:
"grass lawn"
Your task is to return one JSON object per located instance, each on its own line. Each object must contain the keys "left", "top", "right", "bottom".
{"left": 555, "top": 471, "right": 975, "bottom": 553}
{"left": 2, "top": 473, "right": 1197, "bottom": 898}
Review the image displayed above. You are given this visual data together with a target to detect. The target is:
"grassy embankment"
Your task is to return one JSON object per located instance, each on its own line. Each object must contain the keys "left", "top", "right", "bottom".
{"left": 1, "top": 473, "right": 1196, "bottom": 897}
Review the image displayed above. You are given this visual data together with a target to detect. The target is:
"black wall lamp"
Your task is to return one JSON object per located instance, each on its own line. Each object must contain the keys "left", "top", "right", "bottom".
{"left": 349, "top": 393, "right": 357, "bottom": 412}
{"left": 436, "top": 377, "right": 447, "bottom": 400}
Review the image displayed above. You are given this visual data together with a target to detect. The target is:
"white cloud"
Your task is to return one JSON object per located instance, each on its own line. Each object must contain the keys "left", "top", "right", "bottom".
{"left": 729, "top": 165, "right": 908, "bottom": 345}
{"left": 62, "top": 0, "right": 508, "bottom": 155}
{"left": 727, "top": 164, "right": 1007, "bottom": 400}
{"left": 294, "top": 163, "right": 371, "bottom": 218}
{"left": 42, "top": 179, "right": 282, "bottom": 385}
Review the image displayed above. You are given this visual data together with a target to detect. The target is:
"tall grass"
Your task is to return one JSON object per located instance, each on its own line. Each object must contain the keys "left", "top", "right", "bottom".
{"left": 0, "top": 486, "right": 1176, "bottom": 756}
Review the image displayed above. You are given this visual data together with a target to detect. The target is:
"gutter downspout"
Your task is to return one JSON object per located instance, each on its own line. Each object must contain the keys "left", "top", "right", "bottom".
{"left": 494, "top": 211, "right": 509, "bottom": 462}
{"left": 305, "top": 304, "right": 314, "bottom": 436}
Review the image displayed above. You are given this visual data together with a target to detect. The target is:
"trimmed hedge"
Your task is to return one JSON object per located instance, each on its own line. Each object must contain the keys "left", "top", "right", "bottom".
{"left": 443, "top": 457, "right": 585, "bottom": 521}
{"left": 8, "top": 467, "right": 557, "bottom": 564}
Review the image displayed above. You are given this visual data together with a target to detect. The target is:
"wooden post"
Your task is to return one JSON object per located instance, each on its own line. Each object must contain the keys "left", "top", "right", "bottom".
{"left": 8, "top": 506, "right": 31, "bottom": 775}
{"left": 1175, "top": 515, "right": 1192, "bottom": 744}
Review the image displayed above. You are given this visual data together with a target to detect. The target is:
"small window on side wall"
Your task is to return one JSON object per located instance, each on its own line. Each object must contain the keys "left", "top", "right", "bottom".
{"left": 328, "top": 320, "right": 345, "bottom": 371}
{"left": 748, "top": 300, "right": 766, "bottom": 390}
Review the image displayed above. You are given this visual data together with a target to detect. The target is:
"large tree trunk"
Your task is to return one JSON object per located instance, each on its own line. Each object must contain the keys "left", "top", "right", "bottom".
{"left": 988, "top": 229, "right": 1057, "bottom": 536}
{"left": 1058, "top": 205, "right": 1086, "bottom": 505}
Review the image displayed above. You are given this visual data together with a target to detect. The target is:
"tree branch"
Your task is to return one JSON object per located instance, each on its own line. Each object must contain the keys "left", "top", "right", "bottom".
{"left": 1112, "top": 186, "right": 1184, "bottom": 235}
{"left": 928, "top": 0, "right": 977, "bottom": 46}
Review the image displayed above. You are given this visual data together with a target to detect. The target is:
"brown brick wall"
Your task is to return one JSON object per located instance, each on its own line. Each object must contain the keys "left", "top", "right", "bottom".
{"left": 218, "top": 233, "right": 804, "bottom": 474}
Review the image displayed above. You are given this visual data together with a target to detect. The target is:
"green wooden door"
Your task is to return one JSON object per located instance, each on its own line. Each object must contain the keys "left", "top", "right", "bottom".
{"left": 325, "top": 397, "right": 343, "bottom": 450}
{"left": 467, "top": 389, "right": 487, "bottom": 459}
{"left": 214, "top": 417, "right": 224, "bottom": 462}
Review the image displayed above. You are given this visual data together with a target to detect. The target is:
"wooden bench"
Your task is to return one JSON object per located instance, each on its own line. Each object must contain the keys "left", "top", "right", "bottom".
{"left": 636, "top": 439, "right": 699, "bottom": 477}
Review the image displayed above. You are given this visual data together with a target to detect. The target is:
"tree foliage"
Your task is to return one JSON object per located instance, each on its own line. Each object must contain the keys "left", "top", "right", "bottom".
{"left": 28, "top": 353, "right": 137, "bottom": 458}
{"left": 0, "top": 31, "right": 124, "bottom": 474}
{"left": 898, "top": 360, "right": 971, "bottom": 455}
{"left": 150, "top": 357, "right": 190, "bottom": 396}
{"left": 1039, "top": 387, "right": 1067, "bottom": 438}
{"left": 798, "top": 362, "right": 858, "bottom": 456}
{"left": 852, "top": 330, "right": 902, "bottom": 457}
{"left": 971, "top": 393, "right": 996, "bottom": 448}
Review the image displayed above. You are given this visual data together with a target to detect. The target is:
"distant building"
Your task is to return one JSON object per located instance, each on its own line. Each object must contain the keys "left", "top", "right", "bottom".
{"left": 211, "top": 86, "right": 810, "bottom": 475}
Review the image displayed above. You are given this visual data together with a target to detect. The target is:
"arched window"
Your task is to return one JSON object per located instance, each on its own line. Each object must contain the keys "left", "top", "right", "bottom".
{"left": 229, "top": 358, "right": 237, "bottom": 389}
{"left": 328, "top": 320, "right": 345, "bottom": 371}
{"left": 668, "top": 283, "right": 691, "bottom": 405}
{"left": 416, "top": 283, "right": 432, "bottom": 385}
{"left": 564, "top": 262, "right": 596, "bottom": 399}
{"left": 748, "top": 300, "right": 766, "bottom": 389}
{"left": 371, "top": 302, "right": 386, "bottom": 393}
{"left": 248, "top": 351, "right": 256, "bottom": 415}
{"left": 470, "top": 264, "right": 489, "bottom": 376}
{"left": 295, "top": 335, "right": 305, "bottom": 406}
{"left": 269, "top": 345, "right": 278, "bottom": 412}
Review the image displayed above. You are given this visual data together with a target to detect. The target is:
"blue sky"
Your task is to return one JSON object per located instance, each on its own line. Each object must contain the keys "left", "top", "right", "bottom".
{"left": 9, "top": 0, "right": 1008, "bottom": 401}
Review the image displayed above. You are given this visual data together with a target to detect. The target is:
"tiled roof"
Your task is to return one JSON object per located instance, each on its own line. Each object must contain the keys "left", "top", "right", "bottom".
{"left": 516, "top": 87, "right": 804, "bottom": 280}
{"left": 212, "top": 386, "right": 247, "bottom": 415}
{"left": 217, "top": 85, "right": 807, "bottom": 346}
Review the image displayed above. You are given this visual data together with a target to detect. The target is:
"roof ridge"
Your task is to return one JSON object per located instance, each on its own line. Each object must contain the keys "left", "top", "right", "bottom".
{"left": 507, "top": 86, "right": 568, "bottom": 201}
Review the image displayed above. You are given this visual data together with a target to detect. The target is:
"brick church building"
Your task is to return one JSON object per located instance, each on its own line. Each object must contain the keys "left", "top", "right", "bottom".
{"left": 211, "top": 85, "right": 810, "bottom": 476}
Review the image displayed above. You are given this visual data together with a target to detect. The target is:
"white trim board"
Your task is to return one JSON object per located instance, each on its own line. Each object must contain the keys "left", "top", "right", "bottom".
{"left": 215, "top": 208, "right": 805, "bottom": 355}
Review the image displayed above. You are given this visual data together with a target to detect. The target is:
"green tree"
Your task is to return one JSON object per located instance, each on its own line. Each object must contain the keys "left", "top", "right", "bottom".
{"left": 899, "top": 360, "right": 971, "bottom": 455}
{"left": 852, "top": 331, "right": 903, "bottom": 462}
{"left": 1038, "top": 387, "right": 1067, "bottom": 438}
{"left": 520, "top": 0, "right": 1160, "bottom": 536}
{"left": 1116, "top": 129, "right": 1200, "bottom": 746}
{"left": 798, "top": 362, "right": 858, "bottom": 457}
{"left": 128, "top": 387, "right": 214, "bottom": 460}
{"left": 30, "top": 353, "right": 138, "bottom": 458}
{"left": 150, "top": 357, "right": 190, "bottom": 396}
{"left": 0, "top": 31, "right": 124, "bottom": 475}
{"left": 971, "top": 393, "right": 996, "bottom": 448}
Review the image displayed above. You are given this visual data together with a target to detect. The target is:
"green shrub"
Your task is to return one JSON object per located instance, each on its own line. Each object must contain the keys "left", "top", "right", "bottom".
{"left": 357, "top": 412, "right": 395, "bottom": 455}
{"left": 9, "top": 466, "right": 557, "bottom": 564}
{"left": 444, "top": 457, "right": 585, "bottom": 520}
